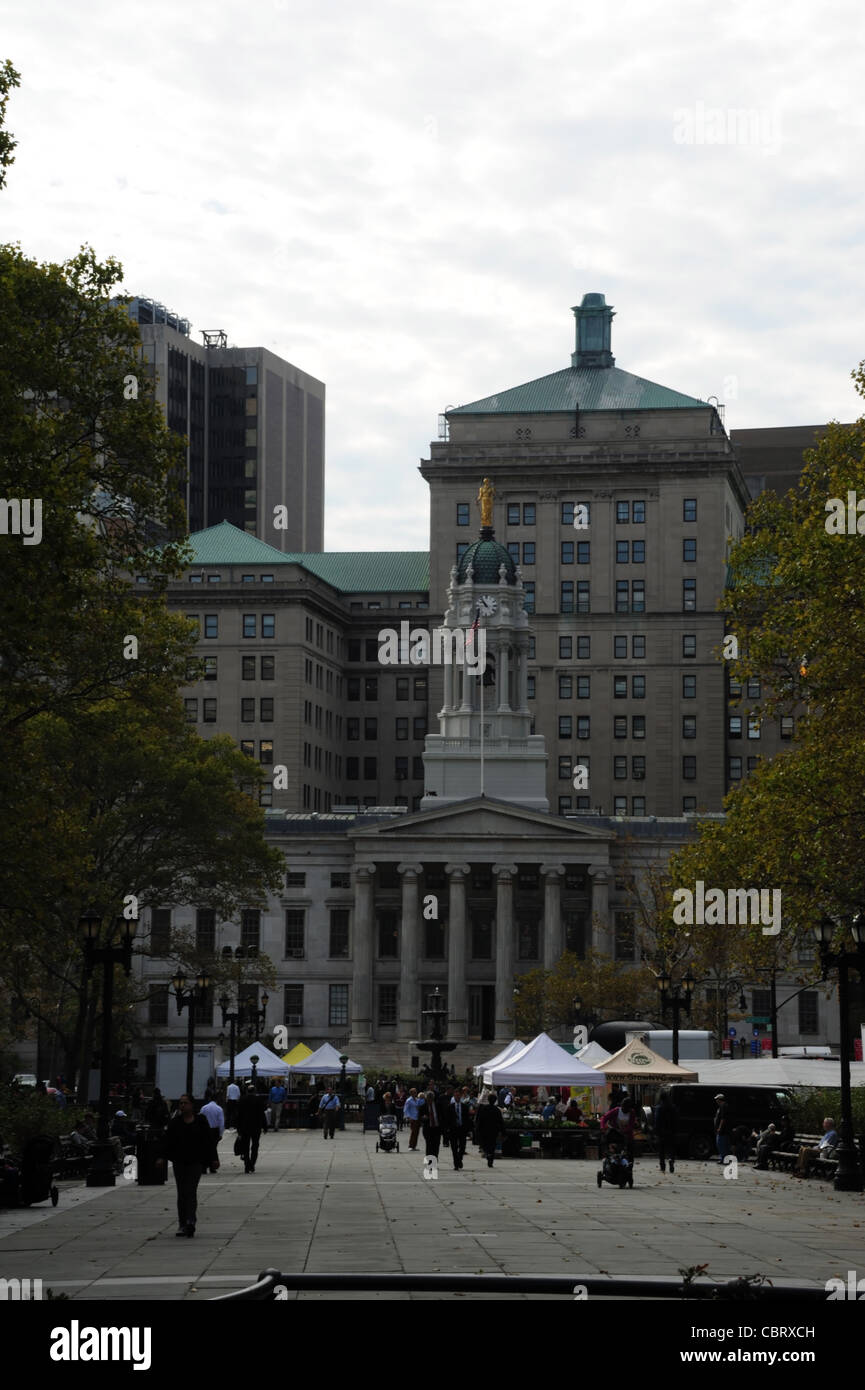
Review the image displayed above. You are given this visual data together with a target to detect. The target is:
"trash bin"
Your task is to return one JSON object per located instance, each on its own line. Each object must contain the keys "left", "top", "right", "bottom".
{"left": 135, "top": 1126, "right": 166, "bottom": 1186}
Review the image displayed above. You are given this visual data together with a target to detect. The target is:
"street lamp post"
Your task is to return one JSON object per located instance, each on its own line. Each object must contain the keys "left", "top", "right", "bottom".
{"left": 656, "top": 969, "right": 695, "bottom": 1066}
{"left": 219, "top": 993, "right": 239, "bottom": 1085}
{"left": 814, "top": 915, "right": 865, "bottom": 1193}
{"left": 170, "top": 968, "right": 212, "bottom": 1099}
{"left": 79, "top": 909, "right": 139, "bottom": 1187}
{"left": 339, "top": 1053, "right": 348, "bottom": 1133}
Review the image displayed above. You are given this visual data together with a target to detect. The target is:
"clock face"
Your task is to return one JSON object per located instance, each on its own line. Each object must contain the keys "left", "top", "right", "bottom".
{"left": 479, "top": 595, "right": 498, "bottom": 616}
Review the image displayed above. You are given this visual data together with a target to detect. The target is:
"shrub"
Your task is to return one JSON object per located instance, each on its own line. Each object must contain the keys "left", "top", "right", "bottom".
{"left": 0, "top": 1088, "right": 86, "bottom": 1157}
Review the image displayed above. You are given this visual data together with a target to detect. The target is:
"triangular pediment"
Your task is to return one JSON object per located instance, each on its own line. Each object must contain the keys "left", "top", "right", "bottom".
{"left": 350, "top": 796, "right": 613, "bottom": 843}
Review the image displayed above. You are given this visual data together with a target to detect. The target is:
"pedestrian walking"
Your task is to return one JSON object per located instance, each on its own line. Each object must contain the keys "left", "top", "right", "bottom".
{"left": 654, "top": 1091, "right": 677, "bottom": 1174}
{"left": 200, "top": 1091, "right": 225, "bottom": 1173}
{"left": 268, "top": 1079, "right": 287, "bottom": 1133}
{"left": 403, "top": 1087, "right": 421, "bottom": 1150}
{"left": 449, "top": 1091, "right": 471, "bottom": 1170}
{"left": 144, "top": 1087, "right": 170, "bottom": 1130}
{"left": 158, "top": 1094, "right": 218, "bottom": 1237}
{"left": 236, "top": 1084, "right": 266, "bottom": 1173}
{"left": 319, "top": 1086, "right": 340, "bottom": 1139}
{"left": 421, "top": 1090, "right": 443, "bottom": 1158}
{"left": 225, "top": 1079, "right": 241, "bottom": 1130}
{"left": 475, "top": 1094, "right": 505, "bottom": 1167}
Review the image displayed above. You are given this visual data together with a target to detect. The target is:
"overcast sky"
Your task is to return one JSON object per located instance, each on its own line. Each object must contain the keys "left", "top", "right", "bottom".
{"left": 4, "top": 1, "right": 865, "bottom": 552}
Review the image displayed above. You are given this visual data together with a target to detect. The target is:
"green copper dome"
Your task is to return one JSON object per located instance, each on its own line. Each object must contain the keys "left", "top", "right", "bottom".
{"left": 456, "top": 527, "right": 517, "bottom": 584}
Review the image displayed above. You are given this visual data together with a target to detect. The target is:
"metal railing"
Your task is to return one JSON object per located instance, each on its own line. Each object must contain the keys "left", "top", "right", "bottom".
{"left": 212, "top": 1268, "right": 829, "bottom": 1301}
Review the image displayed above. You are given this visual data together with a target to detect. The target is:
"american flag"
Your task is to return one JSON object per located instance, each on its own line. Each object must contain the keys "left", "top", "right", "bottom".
{"left": 466, "top": 604, "right": 481, "bottom": 648}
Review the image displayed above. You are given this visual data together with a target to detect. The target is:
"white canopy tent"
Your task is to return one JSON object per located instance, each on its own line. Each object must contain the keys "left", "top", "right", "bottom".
{"left": 483, "top": 1032, "right": 602, "bottom": 1087}
{"left": 576, "top": 1040, "right": 612, "bottom": 1067}
{"left": 216, "top": 1042, "right": 292, "bottom": 1079}
{"left": 668, "top": 1058, "right": 865, "bottom": 1089}
{"left": 472, "top": 1039, "right": 526, "bottom": 1077}
{"left": 287, "top": 1042, "right": 364, "bottom": 1076}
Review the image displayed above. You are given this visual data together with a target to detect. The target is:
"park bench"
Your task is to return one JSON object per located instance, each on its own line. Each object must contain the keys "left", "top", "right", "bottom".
{"left": 768, "top": 1133, "right": 837, "bottom": 1179}
{"left": 54, "top": 1134, "right": 91, "bottom": 1178}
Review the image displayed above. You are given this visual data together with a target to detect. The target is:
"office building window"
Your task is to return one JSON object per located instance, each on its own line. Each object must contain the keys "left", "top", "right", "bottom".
{"left": 260, "top": 698, "right": 273, "bottom": 721}
{"left": 527, "top": 637, "right": 536, "bottom": 658}
{"left": 780, "top": 716, "right": 794, "bottom": 739}
{"left": 395, "top": 756, "right": 408, "bottom": 780}
{"left": 613, "top": 796, "right": 628, "bottom": 815}
{"left": 614, "top": 676, "right": 627, "bottom": 699}
{"left": 241, "top": 908, "right": 260, "bottom": 952}
{"left": 616, "top": 501, "right": 629, "bottom": 523}
{"left": 346, "top": 757, "right": 359, "bottom": 780}
{"left": 632, "top": 796, "right": 646, "bottom": 814}
{"left": 149, "top": 984, "right": 169, "bottom": 1026}
{"left": 527, "top": 676, "right": 535, "bottom": 698}
{"left": 632, "top": 675, "right": 645, "bottom": 698}
{"left": 204, "top": 615, "right": 218, "bottom": 638}
{"left": 559, "top": 716, "right": 572, "bottom": 738}
{"left": 523, "top": 503, "right": 536, "bottom": 525}
{"left": 523, "top": 542, "right": 535, "bottom": 565}
{"left": 632, "top": 540, "right": 645, "bottom": 563}
{"left": 242, "top": 614, "right": 256, "bottom": 638}
{"left": 363, "top": 756, "right": 377, "bottom": 779}
{"left": 241, "top": 698, "right": 255, "bottom": 722}
{"left": 616, "top": 541, "right": 629, "bottom": 564}
{"left": 413, "top": 716, "right": 426, "bottom": 739}
{"left": 577, "top": 716, "right": 590, "bottom": 739}
{"left": 632, "top": 755, "right": 645, "bottom": 779}
{"left": 614, "top": 635, "right": 627, "bottom": 658}
{"left": 682, "top": 797, "right": 697, "bottom": 812}
{"left": 561, "top": 540, "right": 574, "bottom": 564}
{"left": 242, "top": 655, "right": 255, "bottom": 680}
{"left": 614, "top": 717, "right": 627, "bottom": 738}
{"left": 560, "top": 581, "right": 574, "bottom": 614}
{"left": 577, "top": 541, "right": 590, "bottom": 564}
{"left": 558, "top": 755, "right": 571, "bottom": 779}
{"left": 414, "top": 675, "right": 427, "bottom": 699}
{"left": 377, "top": 984, "right": 398, "bottom": 1027}
{"left": 507, "top": 503, "right": 520, "bottom": 525}
{"left": 523, "top": 582, "right": 535, "bottom": 614}
{"left": 798, "top": 992, "right": 818, "bottom": 1035}
{"left": 395, "top": 677, "right": 409, "bottom": 700}
{"left": 576, "top": 636, "right": 590, "bottom": 659}
{"left": 286, "top": 871, "right": 306, "bottom": 888}
{"left": 682, "top": 634, "right": 696, "bottom": 658}
{"left": 284, "top": 983, "right": 303, "bottom": 1026}
{"left": 456, "top": 502, "right": 470, "bottom": 525}
{"left": 284, "top": 910, "right": 305, "bottom": 958}
{"left": 395, "top": 717, "right": 408, "bottom": 740}
{"left": 365, "top": 677, "right": 378, "bottom": 701}
{"left": 240, "top": 740, "right": 254, "bottom": 757}
{"left": 329, "top": 984, "right": 349, "bottom": 1027}
{"left": 683, "top": 578, "right": 696, "bottom": 611}
{"left": 747, "top": 756, "right": 760, "bottom": 771}
{"left": 195, "top": 908, "right": 216, "bottom": 954}
{"left": 632, "top": 580, "right": 645, "bottom": 612}
{"left": 728, "top": 756, "right": 742, "bottom": 780}
{"left": 561, "top": 501, "right": 574, "bottom": 525}
{"left": 632, "top": 636, "right": 645, "bottom": 658}
{"left": 456, "top": 543, "right": 469, "bottom": 564}
{"left": 184, "top": 698, "right": 198, "bottom": 723}
{"left": 577, "top": 581, "right": 590, "bottom": 613}
{"left": 632, "top": 716, "right": 645, "bottom": 738}
{"left": 747, "top": 677, "right": 761, "bottom": 698}
{"left": 683, "top": 498, "right": 697, "bottom": 522}
{"left": 558, "top": 675, "right": 572, "bottom": 699}
{"left": 632, "top": 501, "right": 645, "bottom": 523}
{"left": 559, "top": 636, "right": 572, "bottom": 659}
{"left": 748, "top": 717, "right": 761, "bottom": 740}
{"left": 683, "top": 675, "right": 697, "bottom": 698}
{"left": 558, "top": 796, "right": 572, "bottom": 815}
{"left": 728, "top": 676, "right": 741, "bottom": 697}
{"left": 683, "top": 539, "right": 697, "bottom": 562}
{"left": 577, "top": 675, "right": 590, "bottom": 698}
{"left": 259, "top": 740, "right": 273, "bottom": 764}
{"left": 507, "top": 542, "right": 520, "bottom": 563}
{"left": 682, "top": 716, "right": 696, "bottom": 739}
{"left": 616, "top": 581, "right": 629, "bottom": 614}
{"left": 728, "top": 716, "right": 742, "bottom": 738}
{"left": 203, "top": 656, "right": 217, "bottom": 681}
{"left": 347, "top": 718, "right": 360, "bottom": 741}
{"left": 329, "top": 909, "right": 350, "bottom": 958}
{"left": 262, "top": 614, "right": 275, "bottom": 638}
{"left": 150, "top": 907, "right": 171, "bottom": 956}
{"left": 682, "top": 756, "right": 697, "bottom": 780}
{"left": 364, "top": 716, "right": 377, "bottom": 740}
{"left": 614, "top": 756, "right": 627, "bottom": 779}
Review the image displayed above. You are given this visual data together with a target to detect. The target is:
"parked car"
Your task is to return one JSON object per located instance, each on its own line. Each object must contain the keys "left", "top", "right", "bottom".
{"left": 10, "top": 1074, "right": 37, "bottom": 1088}
{"left": 658, "top": 1084, "right": 792, "bottom": 1159}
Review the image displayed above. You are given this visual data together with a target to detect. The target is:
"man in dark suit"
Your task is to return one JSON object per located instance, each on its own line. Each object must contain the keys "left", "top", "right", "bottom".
{"left": 475, "top": 1094, "right": 505, "bottom": 1168}
{"left": 236, "top": 1084, "right": 266, "bottom": 1173}
{"left": 448, "top": 1092, "right": 471, "bottom": 1170}
{"left": 421, "top": 1090, "right": 443, "bottom": 1158}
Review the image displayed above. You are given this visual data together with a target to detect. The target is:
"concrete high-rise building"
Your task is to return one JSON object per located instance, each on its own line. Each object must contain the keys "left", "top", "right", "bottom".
{"left": 127, "top": 297, "right": 325, "bottom": 551}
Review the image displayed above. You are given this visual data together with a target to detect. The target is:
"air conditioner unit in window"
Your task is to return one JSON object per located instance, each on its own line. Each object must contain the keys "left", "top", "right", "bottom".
{"left": 286, "top": 1014, "right": 303, "bottom": 1026}
{"left": 633, "top": 771, "right": 645, "bottom": 780}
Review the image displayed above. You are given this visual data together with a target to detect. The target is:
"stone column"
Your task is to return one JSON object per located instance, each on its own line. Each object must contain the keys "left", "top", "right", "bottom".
{"left": 589, "top": 865, "right": 613, "bottom": 955}
{"left": 517, "top": 641, "right": 528, "bottom": 711}
{"left": 397, "top": 862, "right": 423, "bottom": 1040}
{"left": 541, "top": 863, "right": 565, "bottom": 968}
{"left": 349, "top": 865, "right": 374, "bottom": 1043}
{"left": 442, "top": 657, "right": 454, "bottom": 712}
{"left": 497, "top": 641, "right": 511, "bottom": 713}
{"left": 445, "top": 862, "right": 470, "bottom": 1040}
{"left": 493, "top": 863, "right": 518, "bottom": 1039}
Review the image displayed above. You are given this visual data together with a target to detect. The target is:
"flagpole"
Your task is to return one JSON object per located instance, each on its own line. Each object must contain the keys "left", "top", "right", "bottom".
{"left": 480, "top": 656, "right": 484, "bottom": 797}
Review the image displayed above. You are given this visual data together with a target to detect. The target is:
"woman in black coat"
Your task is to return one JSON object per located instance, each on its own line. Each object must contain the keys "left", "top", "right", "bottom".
{"left": 475, "top": 1095, "right": 505, "bottom": 1168}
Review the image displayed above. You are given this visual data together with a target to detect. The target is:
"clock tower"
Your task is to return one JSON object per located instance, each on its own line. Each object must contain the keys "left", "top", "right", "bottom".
{"left": 421, "top": 480, "right": 549, "bottom": 811}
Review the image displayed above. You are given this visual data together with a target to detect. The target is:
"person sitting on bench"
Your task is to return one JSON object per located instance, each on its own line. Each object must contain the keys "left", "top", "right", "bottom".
{"left": 795, "top": 1117, "right": 838, "bottom": 1176}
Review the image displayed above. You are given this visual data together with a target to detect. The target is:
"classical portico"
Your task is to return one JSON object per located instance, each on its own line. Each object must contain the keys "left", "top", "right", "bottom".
{"left": 347, "top": 797, "right": 614, "bottom": 1053}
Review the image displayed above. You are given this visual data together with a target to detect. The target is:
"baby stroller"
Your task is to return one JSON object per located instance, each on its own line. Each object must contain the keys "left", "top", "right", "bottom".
{"left": 597, "top": 1140, "right": 634, "bottom": 1190}
{"left": 376, "top": 1114, "right": 399, "bottom": 1153}
{"left": 0, "top": 1134, "right": 59, "bottom": 1207}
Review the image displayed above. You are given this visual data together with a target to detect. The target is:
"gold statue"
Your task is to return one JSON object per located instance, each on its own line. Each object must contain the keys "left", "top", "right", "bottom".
{"left": 477, "top": 477, "right": 495, "bottom": 527}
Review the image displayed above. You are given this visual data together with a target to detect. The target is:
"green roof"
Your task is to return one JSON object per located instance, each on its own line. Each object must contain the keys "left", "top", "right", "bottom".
{"left": 185, "top": 523, "right": 428, "bottom": 593}
{"left": 456, "top": 536, "right": 517, "bottom": 585}
{"left": 448, "top": 365, "right": 709, "bottom": 415}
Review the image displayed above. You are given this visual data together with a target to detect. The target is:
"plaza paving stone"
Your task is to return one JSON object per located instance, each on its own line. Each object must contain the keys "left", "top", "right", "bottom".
{"left": 0, "top": 1125, "right": 862, "bottom": 1301}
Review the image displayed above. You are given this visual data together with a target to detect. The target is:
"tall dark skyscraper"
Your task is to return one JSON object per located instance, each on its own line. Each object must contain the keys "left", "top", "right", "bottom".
{"left": 126, "top": 297, "right": 325, "bottom": 551}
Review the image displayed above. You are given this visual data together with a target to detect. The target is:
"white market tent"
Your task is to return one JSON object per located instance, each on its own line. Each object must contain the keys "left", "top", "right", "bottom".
{"left": 287, "top": 1041, "right": 364, "bottom": 1076}
{"left": 670, "top": 1058, "right": 865, "bottom": 1089}
{"left": 576, "top": 1040, "right": 612, "bottom": 1067}
{"left": 483, "top": 1032, "right": 602, "bottom": 1087}
{"left": 216, "top": 1042, "right": 291, "bottom": 1079}
{"left": 472, "top": 1039, "right": 526, "bottom": 1077}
